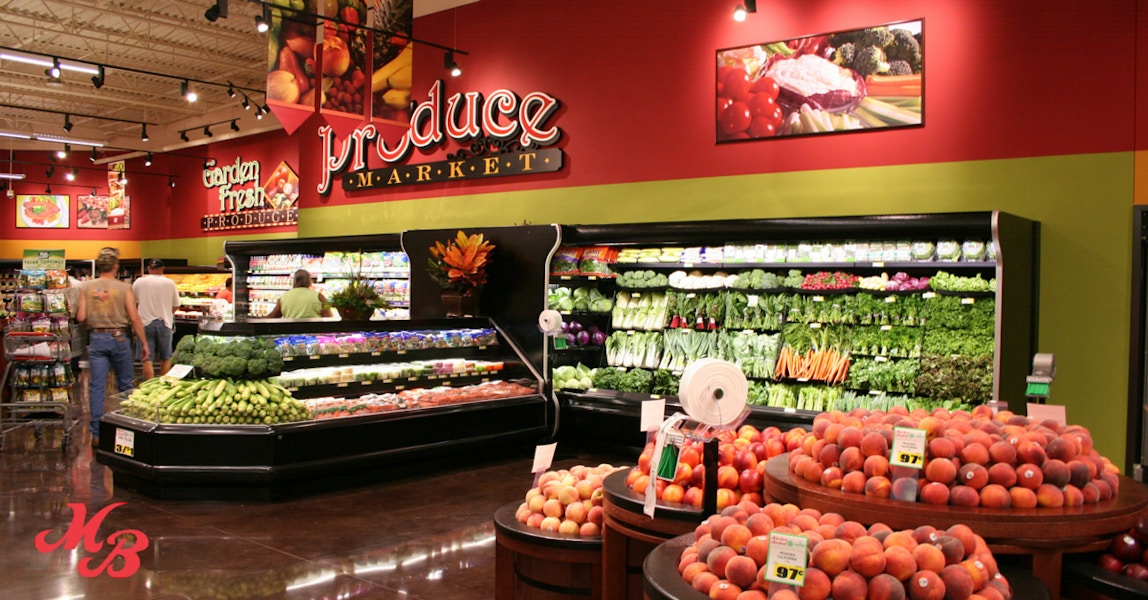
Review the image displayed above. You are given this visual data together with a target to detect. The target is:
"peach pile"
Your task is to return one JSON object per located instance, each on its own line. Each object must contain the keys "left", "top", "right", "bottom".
{"left": 625, "top": 425, "right": 804, "bottom": 511}
{"left": 787, "top": 405, "right": 1120, "bottom": 508}
{"left": 678, "top": 500, "right": 1013, "bottom": 600}
{"left": 514, "top": 464, "right": 624, "bottom": 536}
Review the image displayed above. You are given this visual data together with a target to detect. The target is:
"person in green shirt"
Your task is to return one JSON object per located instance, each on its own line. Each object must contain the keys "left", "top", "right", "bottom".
{"left": 268, "top": 269, "right": 334, "bottom": 319}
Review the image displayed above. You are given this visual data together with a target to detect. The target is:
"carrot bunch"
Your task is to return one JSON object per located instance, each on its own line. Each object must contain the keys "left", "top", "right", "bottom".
{"left": 863, "top": 74, "right": 922, "bottom": 97}
{"left": 775, "top": 345, "right": 851, "bottom": 384}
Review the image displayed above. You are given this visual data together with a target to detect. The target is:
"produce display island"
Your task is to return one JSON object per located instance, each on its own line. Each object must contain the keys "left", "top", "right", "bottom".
{"left": 493, "top": 500, "right": 603, "bottom": 600}
{"left": 763, "top": 455, "right": 1148, "bottom": 599}
{"left": 97, "top": 317, "right": 551, "bottom": 500}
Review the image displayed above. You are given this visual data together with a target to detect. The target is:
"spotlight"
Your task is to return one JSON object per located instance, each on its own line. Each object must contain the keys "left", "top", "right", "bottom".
{"left": 45, "top": 184, "right": 52, "bottom": 194}
{"left": 46, "top": 165, "right": 55, "bottom": 177}
{"left": 56, "top": 144, "right": 69, "bottom": 159}
{"left": 168, "top": 176, "right": 176, "bottom": 188}
{"left": 89, "top": 147, "right": 97, "bottom": 162}
{"left": 204, "top": 0, "right": 228, "bottom": 22}
{"left": 733, "top": 0, "right": 756, "bottom": 21}
{"left": 444, "top": 51, "right": 461, "bottom": 77}
{"left": 63, "top": 114, "right": 73, "bottom": 132}
{"left": 241, "top": 94, "right": 251, "bottom": 110}
{"left": 262, "top": 103, "right": 271, "bottom": 114}
{"left": 91, "top": 187, "right": 97, "bottom": 195}
{"left": 230, "top": 119, "right": 240, "bottom": 132}
{"left": 227, "top": 82, "right": 236, "bottom": 98}
{"left": 65, "top": 168, "right": 76, "bottom": 182}
{"left": 118, "top": 172, "right": 126, "bottom": 184}
{"left": 203, "top": 125, "right": 213, "bottom": 137}
{"left": 181, "top": 80, "right": 197, "bottom": 103}
{"left": 144, "top": 152, "right": 153, "bottom": 167}
{"left": 141, "top": 123, "right": 149, "bottom": 142}
{"left": 91, "top": 65, "right": 105, "bottom": 89}
{"left": 255, "top": 6, "right": 270, "bottom": 33}
{"left": 45, "top": 57, "right": 61, "bottom": 80}
{"left": 255, "top": 109, "right": 264, "bottom": 120}
{"left": 180, "top": 130, "right": 190, "bottom": 142}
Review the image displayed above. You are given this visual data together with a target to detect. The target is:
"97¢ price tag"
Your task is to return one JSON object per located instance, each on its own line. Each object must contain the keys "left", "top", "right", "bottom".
{"left": 764, "top": 532, "right": 808, "bottom": 586}
{"left": 891, "top": 426, "right": 927, "bottom": 469}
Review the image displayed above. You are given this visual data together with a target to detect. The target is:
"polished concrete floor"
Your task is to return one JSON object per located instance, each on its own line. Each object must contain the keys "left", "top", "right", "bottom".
{"left": 0, "top": 413, "right": 623, "bottom": 600}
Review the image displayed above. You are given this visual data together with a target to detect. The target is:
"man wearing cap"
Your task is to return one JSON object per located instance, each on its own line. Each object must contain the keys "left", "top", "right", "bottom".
{"left": 78, "top": 247, "right": 149, "bottom": 447}
{"left": 133, "top": 259, "right": 180, "bottom": 380}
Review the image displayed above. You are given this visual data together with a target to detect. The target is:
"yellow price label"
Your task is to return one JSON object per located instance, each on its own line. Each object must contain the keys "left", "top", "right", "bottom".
{"left": 896, "top": 451, "right": 924, "bottom": 466}
{"left": 772, "top": 564, "right": 805, "bottom": 583}
{"left": 113, "top": 443, "right": 134, "bottom": 457}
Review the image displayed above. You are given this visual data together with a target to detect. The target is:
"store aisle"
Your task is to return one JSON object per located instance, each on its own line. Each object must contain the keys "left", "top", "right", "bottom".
{"left": 0, "top": 423, "right": 623, "bottom": 599}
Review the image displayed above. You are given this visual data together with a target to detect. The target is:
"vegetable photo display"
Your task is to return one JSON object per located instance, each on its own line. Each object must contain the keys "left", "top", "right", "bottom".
{"left": 716, "top": 19, "right": 923, "bottom": 141}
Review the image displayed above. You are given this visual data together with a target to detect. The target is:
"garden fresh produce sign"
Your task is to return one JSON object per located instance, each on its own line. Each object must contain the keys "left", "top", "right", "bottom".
{"left": 716, "top": 19, "right": 923, "bottom": 141}
{"left": 200, "top": 157, "right": 300, "bottom": 231}
{"left": 318, "top": 79, "right": 564, "bottom": 195}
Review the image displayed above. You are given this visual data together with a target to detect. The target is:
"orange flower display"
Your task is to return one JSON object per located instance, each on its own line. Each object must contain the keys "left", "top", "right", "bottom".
{"left": 428, "top": 231, "right": 495, "bottom": 293}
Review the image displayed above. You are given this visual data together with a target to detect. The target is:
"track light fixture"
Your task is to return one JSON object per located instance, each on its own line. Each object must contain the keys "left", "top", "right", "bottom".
{"left": 65, "top": 168, "right": 77, "bottom": 182}
{"left": 89, "top": 147, "right": 97, "bottom": 162}
{"left": 92, "top": 187, "right": 97, "bottom": 195}
{"left": 733, "top": 0, "right": 756, "bottom": 21}
{"left": 91, "top": 65, "right": 105, "bottom": 89}
{"left": 230, "top": 119, "right": 240, "bottom": 132}
{"left": 444, "top": 51, "right": 461, "bottom": 77}
{"left": 181, "top": 80, "right": 197, "bottom": 103}
{"left": 46, "top": 165, "right": 55, "bottom": 178}
{"left": 168, "top": 176, "right": 175, "bottom": 188}
{"left": 180, "top": 130, "right": 190, "bottom": 142}
{"left": 227, "top": 82, "right": 236, "bottom": 98}
{"left": 144, "top": 152, "right": 153, "bottom": 167}
{"left": 55, "top": 145, "right": 69, "bottom": 159}
{"left": 203, "top": 125, "right": 213, "bottom": 137}
{"left": 141, "top": 123, "right": 149, "bottom": 141}
{"left": 118, "top": 172, "right": 126, "bottom": 184}
{"left": 242, "top": 95, "right": 251, "bottom": 110}
{"left": 46, "top": 57, "right": 61, "bottom": 80}
{"left": 256, "top": 6, "right": 270, "bottom": 33}
{"left": 45, "top": 184, "right": 51, "bottom": 194}
{"left": 63, "top": 114, "right": 72, "bottom": 132}
{"left": 204, "top": 0, "right": 228, "bottom": 22}
{"left": 255, "top": 108, "right": 264, "bottom": 120}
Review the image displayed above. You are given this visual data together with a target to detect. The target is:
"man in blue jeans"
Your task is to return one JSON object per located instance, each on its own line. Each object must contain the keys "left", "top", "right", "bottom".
{"left": 77, "top": 247, "right": 149, "bottom": 447}
{"left": 133, "top": 259, "right": 180, "bottom": 380}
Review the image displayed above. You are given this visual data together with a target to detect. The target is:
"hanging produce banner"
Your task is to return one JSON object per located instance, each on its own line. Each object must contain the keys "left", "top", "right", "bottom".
{"left": 716, "top": 19, "right": 922, "bottom": 142}
{"left": 367, "top": 0, "right": 413, "bottom": 124}
{"left": 200, "top": 157, "right": 299, "bottom": 232}
{"left": 106, "top": 161, "right": 130, "bottom": 229}
{"left": 318, "top": 79, "right": 564, "bottom": 195}
{"left": 15, "top": 195, "right": 68, "bottom": 228}
{"left": 266, "top": 0, "right": 412, "bottom": 135}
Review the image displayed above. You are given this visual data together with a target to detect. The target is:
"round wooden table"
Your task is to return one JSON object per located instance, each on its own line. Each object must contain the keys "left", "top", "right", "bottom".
{"left": 642, "top": 533, "right": 1054, "bottom": 600}
{"left": 763, "top": 455, "right": 1148, "bottom": 600}
{"left": 601, "top": 470, "right": 706, "bottom": 600}
{"left": 494, "top": 500, "right": 603, "bottom": 600}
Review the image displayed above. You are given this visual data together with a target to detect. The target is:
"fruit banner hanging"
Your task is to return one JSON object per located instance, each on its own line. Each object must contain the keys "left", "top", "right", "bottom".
{"left": 265, "top": 0, "right": 412, "bottom": 135}
{"left": 716, "top": 19, "right": 923, "bottom": 142}
{"left": 106, "top": 161, "right": 130, "bottom": 229}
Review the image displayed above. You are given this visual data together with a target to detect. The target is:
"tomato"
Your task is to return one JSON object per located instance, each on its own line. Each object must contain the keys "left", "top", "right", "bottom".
{"left": 719, "top": 102, "right": 752, "bottom": 135}
{"left": 716, "top": 96, "right": 734, "bottom": 120}
{"left": 719, "top": 68, "right": 752, "bottom": 102}
{"left": 750, "top": 76, "right": 781, "bottom": 101}
{"left": 747, "top": 93, "right": 778, "bottom": 120}
{"left": 747, "top": 116, "right": 778, "bottom": 138}
{"left": 768, "top": 104, "right": 784, "bottom": 126}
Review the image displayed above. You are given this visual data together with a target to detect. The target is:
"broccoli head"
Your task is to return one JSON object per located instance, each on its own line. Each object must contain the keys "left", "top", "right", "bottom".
{"left": 246, "top": 359, "right": 269, "bottom": 378}
{"left": 886, "top": 29, "right": 921, "bottom": 69}
{"left": 176, "top": 335, "right": 197, "bottom": 353}
{"left": 857, "top": 27, "right": 893, "bottom": 48}
{"left": 887, "top": 60, "right": 913, "bottom": 76}
{"left": 220, "top": 356, "right": 248, "bottom": 378}
{"left": 833, "top": 42, "right": 856, "bottom": 67}
{"left": 850, "top": 45, "right": 889, "bottom": 77}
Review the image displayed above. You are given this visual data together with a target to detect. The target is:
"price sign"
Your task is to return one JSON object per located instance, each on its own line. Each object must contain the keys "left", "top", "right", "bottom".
{"left": 113, "top": 428, "right": 135, "bottom": 457}
{"left": 880, "top": 325, "right": 893, "bottom": 331}
{"left": 338, "top": 353, "right": 350, "bottom": 358}
{"left": 532, "top": 442, "right": 557, "bottom": 474}
{"left": 308, "top": 355, "right": 320, "bottom": 360}
{"left": 764, "top": 532, "right": 808, "bottom": 586}
{"left": 874, "top": 356, "right": 889, "bottom": 362}
{"left": 163, "top": 364, "right": 193, "bottom": 380}
{"left": 885, "top": 295, "right": 897, "bottom": 303}
{"left": 891, "top": 426, "right": 927, "bottom": 469}
{"left": 748, "top": 294, "right": 759, "bottom": 307}
{"left": 812, "top": 296, "right": 824, "bottom": 302}
{"left": 873, "top": 261, "right": 885, "bottom": 268}
{"left": 809, "top": 323, "right": 822, "bottom": 329}
{"left": 922, "top": 292, "right": 937, "bottom": 299}
{"left": 640, "top": 398, "right": 666, "bottom": 432}
{"left": 961, "top": 297, "right": 976, "bottom": 305}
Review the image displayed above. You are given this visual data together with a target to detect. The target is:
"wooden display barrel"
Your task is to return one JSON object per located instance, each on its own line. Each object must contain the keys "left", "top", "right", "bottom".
{"left": 763, "top": 455, "right": 1148, "bottom": 600}
{"left": 642, "top": 533, "right": 1054, "bottom": 600}
{"left": 494, "top": 501, "right": 603, "bottom": 600}
{"left": 602, "top": 469, "right": 706, "bottom": 600}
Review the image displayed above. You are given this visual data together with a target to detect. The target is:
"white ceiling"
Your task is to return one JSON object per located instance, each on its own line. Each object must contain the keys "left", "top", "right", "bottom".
{"left": 0, "top": 0, "right": 475, "bottom": 159}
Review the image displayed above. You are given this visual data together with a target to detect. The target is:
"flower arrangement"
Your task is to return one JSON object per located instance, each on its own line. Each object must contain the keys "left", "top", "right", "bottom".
{"left": 327, "top": 254, "right": 387, "bottom": 320}
{"left": 427, "top": 231, "right": 495, "bottom": 294}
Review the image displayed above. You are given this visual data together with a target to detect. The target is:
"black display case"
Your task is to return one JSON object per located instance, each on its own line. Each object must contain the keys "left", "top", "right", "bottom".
{"left": 549, "top": 212, "right": 1039, "bottom": 453}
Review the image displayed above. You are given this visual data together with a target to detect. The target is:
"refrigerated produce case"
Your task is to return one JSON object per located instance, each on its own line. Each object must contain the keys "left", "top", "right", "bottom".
{"left": 548, "top": 212, "right": 1038, "bottom": 453}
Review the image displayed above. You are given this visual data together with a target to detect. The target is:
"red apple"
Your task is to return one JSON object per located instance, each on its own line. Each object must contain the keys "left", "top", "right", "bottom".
{"left": 1098, "top": 553, "right": 1125, "bottom": 574}
{"left": 739, "top": 468, "right": 763, "bottom": 493}
{"left": 1125, "top": 563, "right": 1148, "bottom": 582}
{"left": 1111, "top": 532, "right": 1145, "bottom": 564}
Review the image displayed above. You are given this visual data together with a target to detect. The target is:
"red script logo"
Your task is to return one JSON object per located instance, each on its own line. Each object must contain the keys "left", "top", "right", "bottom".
{"left": 35, "top": 502, "right": 150, "bottom": 577}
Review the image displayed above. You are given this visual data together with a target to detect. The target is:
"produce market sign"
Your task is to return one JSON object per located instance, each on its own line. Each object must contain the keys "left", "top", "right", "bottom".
{"left": 200, "top": 157, "right": 300, "bottom": 232}
{"left": 318, "top": 79, "right": 564, "bottom": 195}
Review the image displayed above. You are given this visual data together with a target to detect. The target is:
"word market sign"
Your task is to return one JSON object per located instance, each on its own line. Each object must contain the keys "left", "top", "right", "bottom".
{"left": 319, "top": 80, "right": 564, "bottom": 195}
{"left": 200, "top": 157, "right": 300, "bottom": 232}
